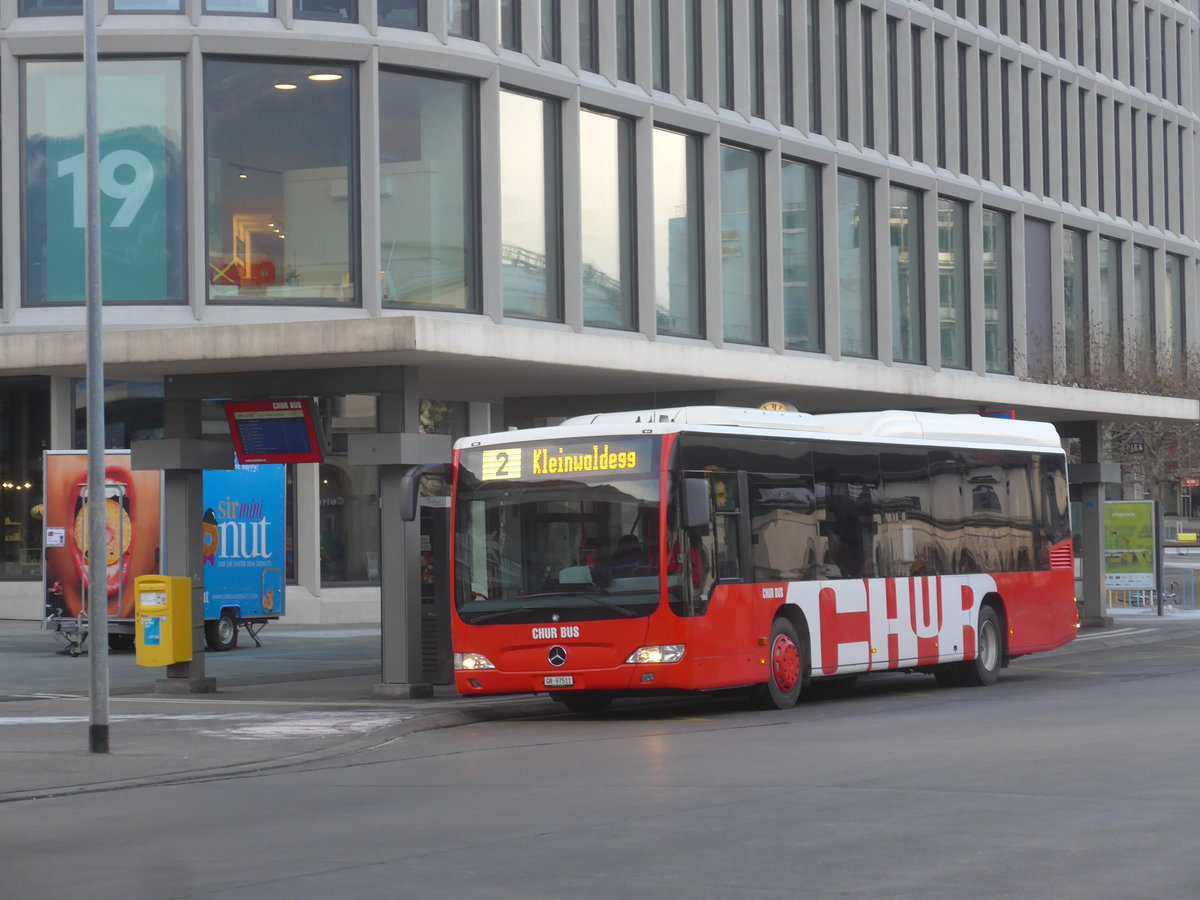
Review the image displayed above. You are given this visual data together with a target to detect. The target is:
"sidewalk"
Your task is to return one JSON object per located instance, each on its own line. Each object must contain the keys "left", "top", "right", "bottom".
{"left": 0, "top": 620, "right": 557, "bottom": 804}
{"left": 3, "top": 612, "right": 1197, "bottom": 804}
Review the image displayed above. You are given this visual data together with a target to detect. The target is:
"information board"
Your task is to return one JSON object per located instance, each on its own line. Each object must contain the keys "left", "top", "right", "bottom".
{"left": 224, "top": 399, "right": 323, "bottom": 465}
{"left": 1104, "top": 500, "right": 1157, "bottom": 590}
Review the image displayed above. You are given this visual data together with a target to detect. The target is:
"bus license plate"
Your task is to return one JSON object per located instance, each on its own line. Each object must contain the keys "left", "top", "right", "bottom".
{"left": 544, "top": 675, "right": 574, "bottom": 687}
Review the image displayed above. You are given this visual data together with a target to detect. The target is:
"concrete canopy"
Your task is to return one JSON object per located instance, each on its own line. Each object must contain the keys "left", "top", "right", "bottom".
{"left": 3, "top": 313, "right": 1197, "bottom": 424}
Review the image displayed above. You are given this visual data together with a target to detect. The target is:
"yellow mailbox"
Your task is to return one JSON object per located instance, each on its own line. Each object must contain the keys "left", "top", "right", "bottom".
{"left": 134, "top": 575, "right": 193, "bottom": 667}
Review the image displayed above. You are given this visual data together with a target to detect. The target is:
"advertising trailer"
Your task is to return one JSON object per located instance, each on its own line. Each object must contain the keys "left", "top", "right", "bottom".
{"left": 200, "top": 462, "right": 286, "bottom": 650}
{"left": 42, "top": 450, "right": 163, "bottom": 654}
{"left": 43, "top": 453, "right": 284, "bottom": 654}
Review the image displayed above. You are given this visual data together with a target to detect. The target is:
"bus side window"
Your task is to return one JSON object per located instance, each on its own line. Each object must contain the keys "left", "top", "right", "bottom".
{"left": 814, "top": 446, "right": 880, "bottom": 579}
{"left": 710, "top": 474, "right": 742, "bottom": 581}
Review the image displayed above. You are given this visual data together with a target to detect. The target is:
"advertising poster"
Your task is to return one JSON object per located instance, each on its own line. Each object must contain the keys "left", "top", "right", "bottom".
{"left": 24, "top": 59, "right": 184, "bottom": 304}
{"left": 1104, "top": 500, "right": 1157, "bottom": 590}
{"left": 202, "top": 463, "right": 285, "bottom": 619}
{"left": 43, "top": 451, "right": 162, "bottom": 620}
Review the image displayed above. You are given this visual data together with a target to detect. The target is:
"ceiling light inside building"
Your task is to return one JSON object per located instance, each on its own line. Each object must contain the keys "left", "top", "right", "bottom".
{"left": 274, "top": 82, "right": 298, "bottom": 91}
{"left": 308, "top": 73, "right": 342, "bottom": 82}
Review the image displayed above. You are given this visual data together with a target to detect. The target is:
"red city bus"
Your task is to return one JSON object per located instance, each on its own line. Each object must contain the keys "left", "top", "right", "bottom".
{"left": 446, "top": 406, "right": 1076, "bottom": 712}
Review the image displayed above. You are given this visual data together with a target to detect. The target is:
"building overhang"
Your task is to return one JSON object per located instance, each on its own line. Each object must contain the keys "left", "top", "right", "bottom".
{"left": 3, "top": 313, "right": 1196, "bottom": 424}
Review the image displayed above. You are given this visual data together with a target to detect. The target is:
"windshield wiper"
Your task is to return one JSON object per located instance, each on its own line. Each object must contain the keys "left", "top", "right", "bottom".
{"left": 574, "top": 593, "right": 639, "bottom": 618}
{"left": 468, "top": 592, "right": 639, "bottom": 623}
{"left": 471, "top": 606, "right": 543, "bottom": 624}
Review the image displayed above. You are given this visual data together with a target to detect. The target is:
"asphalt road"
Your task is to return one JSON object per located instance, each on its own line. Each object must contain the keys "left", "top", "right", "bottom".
{"left": 3, "top": 619, "right": 1200, "bottom": 900}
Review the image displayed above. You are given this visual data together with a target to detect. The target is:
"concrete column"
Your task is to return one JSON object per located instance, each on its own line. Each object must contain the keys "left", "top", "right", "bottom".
{"left": 1066, "top": 421, "right": 1118, "bottom": 627}
{"left": 294, "top": 462, "right": 321, "bottom": 599}
{"left": 139, "top": 397, "right": 232, "bottom": 692}
{"left": 48, "top": 377, "right": 74, "bottom": 451}
{"left": 358, "top": 380, "right": 450, "bottom": 696}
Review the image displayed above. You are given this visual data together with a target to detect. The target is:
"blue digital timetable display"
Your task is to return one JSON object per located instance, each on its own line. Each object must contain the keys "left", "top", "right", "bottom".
{"left": 224, "top": 400, "right": 323, "bottom": 464}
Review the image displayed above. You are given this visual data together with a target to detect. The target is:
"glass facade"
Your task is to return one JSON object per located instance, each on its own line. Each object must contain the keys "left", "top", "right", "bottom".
{"left": 24, "top": 59, "right": 185, "bottom": 305}
{"left": 379, "top": 0, "right": 423, "bottom": 29}
{"left": 718, "top": 0, "right": 734, "bottom": 109}
{"left": 1165, "top": 254, "right": 1186, "bottom": 377}
{"left": 580, "top": 110, "right": 635, "bottom": 330}
{"left": 0, "top": 381, "right": 50, "bottom": 581}
{"left": 653, "top": 128, "right": 703, "bottom": 338}
{"left": 205, "top": 0, "right": 272, "bottom": 13}
{"left": 982, "top": 209, "right": 1011, "bottom": 374}
{"left": 1132, "top": 245, "right": 1155, "bottom": 369}
{"left": 782, "top": 159, "right": 821, "bottom": 351}
{"left": 500, "top": 90, "right": 560, "bottom": 320}
{"left": 686, "top": 0, "right": 703, "bottom": 101}
{"left": 446, "top": 0, "right": 477, "bottom": 39}
{"left": 615, "top": 0, "right": 635, "bottom": 82}
{"left": 890, "top": 186, "right": 923, "bottom": 364}
{"left": 1098, "top": 237, "right": 1123, "bottom": 368}
{"left": 721, "top": 145, "right": 765, "bottom": 345}
{"left": 379, "top": 70, "right": 475, "bottom": 311}
{"left": 112, "top": 0, "right": 182, "bottom": 10}
{"left": 294, "top": 0, "right": 355, "bottom": 21}
{"left": 541, "top": 0, "right": 560, "bottom": 61}
{"left": 0, "top": 5, "right": 1196, "bottom": 601}
{"left": 652, "top": 0, "right": 668, "bottom": 91}
{"left": 579, "top": 0, "right": 599, "bottom": 73}
{"left": 204, "top": 58, "right": 356, "bottom": 304}
{"left": 838, "top": 173, "right": 875, "bottom": 358}
{"left": 779, "top": 0, "right": 794, "bottom": 126}
{"left": 500, "top": 0, "right": 520, "bottom": 50}
{"left": 1063, "top": 228, "right": 1088, "bottom": 380}
{"left": 20, "top": 0, "right": 83, "bottom": 13}
{"left": 937, "top": 197, "right": 969, "bottom": 368}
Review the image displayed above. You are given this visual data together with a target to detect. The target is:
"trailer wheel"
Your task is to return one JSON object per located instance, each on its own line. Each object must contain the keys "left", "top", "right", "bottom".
{"left": 108, "top": 633, "right": 135, "bottom": 652}
{"left": 751, "top": 617, "right": 804, "bottom": 709}
{"left": 205, "top": 611, "right": 239, "bottom": 652}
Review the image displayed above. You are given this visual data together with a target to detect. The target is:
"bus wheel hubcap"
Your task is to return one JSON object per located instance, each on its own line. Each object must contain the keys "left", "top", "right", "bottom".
{"left": 771, "top": 634, "right": 800, "bottom": 692}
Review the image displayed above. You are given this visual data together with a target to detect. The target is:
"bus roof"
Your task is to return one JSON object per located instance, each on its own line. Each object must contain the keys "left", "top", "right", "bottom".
{"left": 458, "top": 407, "right": 1066, "bottom": 453}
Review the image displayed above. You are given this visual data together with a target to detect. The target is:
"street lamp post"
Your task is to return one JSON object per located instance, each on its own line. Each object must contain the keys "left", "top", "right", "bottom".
{"left": 84, "top": 0, "right": 110, "bottom": 754}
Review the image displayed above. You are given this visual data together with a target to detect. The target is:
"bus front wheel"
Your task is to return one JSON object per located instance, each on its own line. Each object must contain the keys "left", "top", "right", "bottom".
{"left": 551, "top": 692, "right": 612, "bottom": 714}
{"left": 752, "top": 617, "right": 804, "bottom": 710}
{"left": 959, "top": 606, "right": 1002, "bottom": 686}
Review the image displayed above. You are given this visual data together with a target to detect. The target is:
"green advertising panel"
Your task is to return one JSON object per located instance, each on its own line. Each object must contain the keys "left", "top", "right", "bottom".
{"left": 24, "top": 59, "right": 184, "bottom": 305}
{"left": 1104, "top": 500, "right": 1156, "bottom": 590}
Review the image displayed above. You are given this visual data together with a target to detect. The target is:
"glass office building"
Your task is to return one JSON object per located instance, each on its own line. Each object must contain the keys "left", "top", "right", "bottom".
{"left": 2, "top": 0, "right": 1198, "bottom": 620}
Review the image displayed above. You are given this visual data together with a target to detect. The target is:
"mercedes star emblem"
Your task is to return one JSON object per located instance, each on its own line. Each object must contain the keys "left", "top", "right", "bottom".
{"left": 548, "top": 645, "right": 568, "bottom": 667}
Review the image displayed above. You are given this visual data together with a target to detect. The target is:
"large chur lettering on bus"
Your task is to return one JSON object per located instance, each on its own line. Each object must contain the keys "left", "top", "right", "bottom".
{"left": 793, "top": 574, "right": 996, "bottom": 675}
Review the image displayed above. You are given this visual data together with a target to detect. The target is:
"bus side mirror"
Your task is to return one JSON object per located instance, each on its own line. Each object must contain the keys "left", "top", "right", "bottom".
{"left": 682, "top": 477, "right": 710, "bottom": 530}
{"left": 400, "top": 463, "right": 451, "bottom": 522}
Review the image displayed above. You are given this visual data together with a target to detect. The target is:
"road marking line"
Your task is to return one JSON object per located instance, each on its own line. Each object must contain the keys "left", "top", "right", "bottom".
{"left": 1074, "top": 628, "right": 1153, "bottom": 641}
{"left": 1009, "top": 664, "right": 1096, "bottom": 675}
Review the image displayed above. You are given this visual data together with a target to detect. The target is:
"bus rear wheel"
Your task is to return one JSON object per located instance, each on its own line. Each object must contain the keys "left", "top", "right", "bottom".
{"left": 959, "top": 606, "right": 1002, "bottom": 686}
{"left": 752, "top": 617, "right": 804, "bottom": 710}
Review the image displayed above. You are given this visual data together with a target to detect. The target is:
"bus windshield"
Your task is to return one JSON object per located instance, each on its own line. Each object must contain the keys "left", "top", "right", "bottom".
{"left": 455, "top": 438, "right": 662, "bottom": 625}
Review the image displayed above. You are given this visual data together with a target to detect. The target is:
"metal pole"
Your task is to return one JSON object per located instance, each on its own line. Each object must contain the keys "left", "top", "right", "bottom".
{"left": 1155, "top": 501, "right": 1164, "bottom": 617}
{"left": 84, "top": 0, "right": 110, "bottom": 754}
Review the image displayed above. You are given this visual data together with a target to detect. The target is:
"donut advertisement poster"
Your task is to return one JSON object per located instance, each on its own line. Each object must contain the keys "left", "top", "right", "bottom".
{"left": 43, "top": 451, "right": 162, "bottom": 621}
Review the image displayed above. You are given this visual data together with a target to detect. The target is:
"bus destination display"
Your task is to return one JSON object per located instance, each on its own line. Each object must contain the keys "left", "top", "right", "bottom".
{"left": 224, "top": 400, "right": 323, "bottom": 465}
{"left": 474, "top": 438, "right": 653, "bottom": 481}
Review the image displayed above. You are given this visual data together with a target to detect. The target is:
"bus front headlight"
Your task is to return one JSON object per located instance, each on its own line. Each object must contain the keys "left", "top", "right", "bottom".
{"left": 625, "top": 645, "right": 685, "bottom": 664}
{"left": 455, "top": 652, "right": 496, "bottom": 670}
